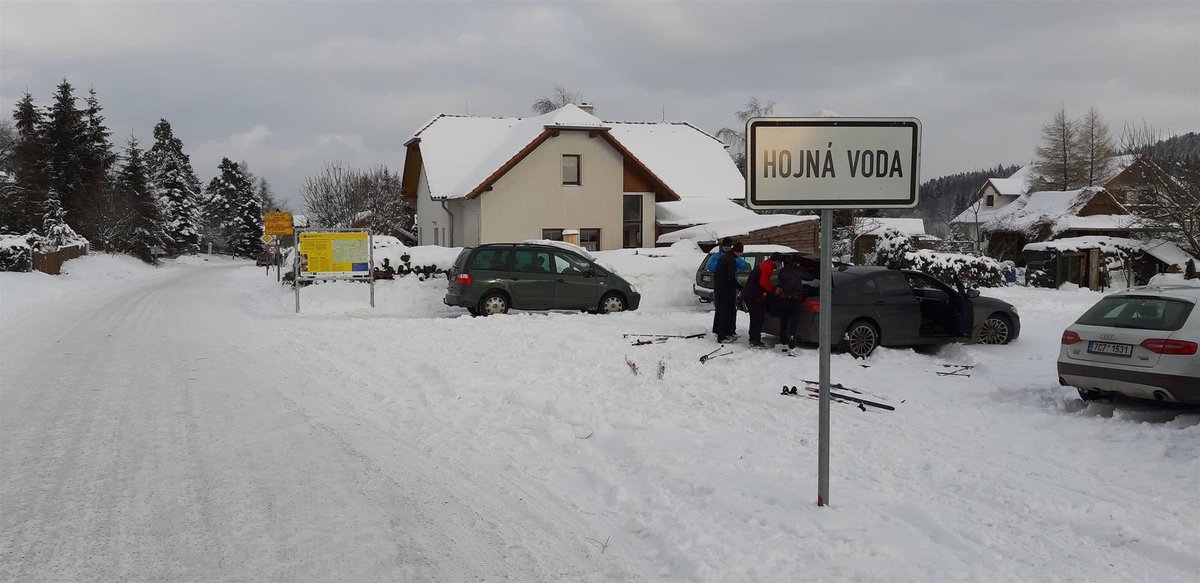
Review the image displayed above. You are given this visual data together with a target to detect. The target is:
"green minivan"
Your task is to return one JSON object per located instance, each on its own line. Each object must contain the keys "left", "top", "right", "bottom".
{"left": 445, "top": 242, "right": 641, "bottom": 316}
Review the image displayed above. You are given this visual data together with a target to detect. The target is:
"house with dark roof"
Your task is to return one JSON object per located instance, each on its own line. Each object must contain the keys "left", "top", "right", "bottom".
{"left": 399, "top": 104, "right": 746, "bottom": 251}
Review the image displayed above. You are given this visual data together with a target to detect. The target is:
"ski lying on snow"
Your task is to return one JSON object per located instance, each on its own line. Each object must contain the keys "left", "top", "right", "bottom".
{"left": 780, "top": 386, "right": 880, "bottom": 412}
{"left": 627, "top": 332, "right": 706, "bottom": 346}
{"left": 783, "top": 385, "right": 896, "bottom": 411}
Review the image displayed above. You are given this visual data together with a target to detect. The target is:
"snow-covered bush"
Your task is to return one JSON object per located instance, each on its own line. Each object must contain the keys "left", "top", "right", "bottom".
{"left": 0, "top": 234, "right": 33, "bottom": 272}
{"left": 874, "top": 228, "right": 913, "bottom": 270}
{"left": 873, "top": 228, "right": 1001, "bottom": 287}
{"left": 905, "top": 249, "right": 1003, "bottom": 288}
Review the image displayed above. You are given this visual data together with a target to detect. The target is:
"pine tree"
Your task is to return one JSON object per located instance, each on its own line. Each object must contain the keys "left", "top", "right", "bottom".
{"left": 204, "top": 158, "right": 262, "bottom": 258}
{"left": 118, "top": 136, "right": 169, "bottom": 262}
{"left": 147, "top": 119, "right": 202, "bottom": 254}
{"left": 1077, "top": 107, "right": 1114, "bottom": 187}
{"left": 1032, "top": 107, "right": 1086, "bottom": 191}
{"left": 42, "top": 80, "right": 89, "bottom": 233}
{"left": 7, "top": 94, "right": 50, "bottom": 235}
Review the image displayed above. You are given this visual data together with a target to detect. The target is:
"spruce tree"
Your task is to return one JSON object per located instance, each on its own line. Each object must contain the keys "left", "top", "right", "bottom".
{"left": 8, "top": 94, "right": 49, "bottom": 234}
{"left": 42, "top": 80, "right": 89, "bottom": 232}
{"left": 118, "top": 136, "right": 169, "bottom": 262}
{"left": 147, "top": 119, "right": 202, "bottom": 254}
{"left": 204, "top": 157, "right": 262, "bottom": 258}
{"left": 41, "top": 189, "right": 83, "bottom": 248}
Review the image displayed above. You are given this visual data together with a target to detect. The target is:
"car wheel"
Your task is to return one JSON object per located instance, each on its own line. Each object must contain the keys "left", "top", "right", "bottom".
{"left": 598, "top": 293, "right": 626, "bottom": 314}
{"left": 841, "top": 319, "right": 880, "bottom": 359}
{"left": 979, "top": 313, "right": 1013, "bottom": 345}
{"left": 478, "top": 292, "right": 510, "bottom": 316}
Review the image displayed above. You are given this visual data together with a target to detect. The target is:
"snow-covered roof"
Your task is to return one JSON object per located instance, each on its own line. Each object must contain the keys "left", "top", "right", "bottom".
{"left": 608, "top": 122, "right": 745, "bottom": 200}
{"left": 854, "top": 217, "right": 929, "bottom": 238}
{"left": 408, "top": 104, "right": 742, "bottom": 201}
{"left": 656, "top": 214, "right": 818, "bottom": 244}
{"left": 987, "top": 164, "right": 1038, "bottom": 196}
{"left": 1023, "top": 236, "right": 1195, "bottom": 269}
{"left": 975, "top": 187, "right": 1129, "bottom": 236}
{"left": 655, "top": 199, "right": 756, "bottom": 227}
{"left": 704, "top": 244, "right": 799, "bottom": 255}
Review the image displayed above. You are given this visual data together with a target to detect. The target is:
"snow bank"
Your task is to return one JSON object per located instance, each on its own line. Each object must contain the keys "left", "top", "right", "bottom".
{"left": 0, "top": 253, "right": 186, "bottom": 322}
{"left": 593, "top": 241, "right": 707, "bottom": 310}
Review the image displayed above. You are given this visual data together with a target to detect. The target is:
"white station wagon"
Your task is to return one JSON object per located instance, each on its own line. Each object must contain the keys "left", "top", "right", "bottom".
{"left": 1058, "top": 284, "right": 1200, "bottom": 405}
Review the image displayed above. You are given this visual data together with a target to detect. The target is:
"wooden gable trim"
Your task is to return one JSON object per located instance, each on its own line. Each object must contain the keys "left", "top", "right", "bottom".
{"left": 401, "top": 139, "right": 423, "bottom": 203}
{"left": 464, "top": 129, "right": 557, "bottom": 200}
{"left": 595, "top": 132, "right": 681, "bottom": 202}
{"left": 1077, "top": 188, "right": 1129, "bottom": 217}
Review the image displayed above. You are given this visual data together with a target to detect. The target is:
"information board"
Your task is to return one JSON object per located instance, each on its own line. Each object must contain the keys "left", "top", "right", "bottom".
{"left": 298, "top": 231, "right": 371, "bottom": 277}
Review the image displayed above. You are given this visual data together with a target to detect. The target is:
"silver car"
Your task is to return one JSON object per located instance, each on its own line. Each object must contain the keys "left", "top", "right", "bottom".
{"left": 1058, "top": 284, "right": 1200, "bottom": 405}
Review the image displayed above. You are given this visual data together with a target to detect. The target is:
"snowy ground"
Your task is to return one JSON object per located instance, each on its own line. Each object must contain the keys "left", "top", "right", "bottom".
{"left": 2, "top": 251, "right": 1198, "bottom": 582}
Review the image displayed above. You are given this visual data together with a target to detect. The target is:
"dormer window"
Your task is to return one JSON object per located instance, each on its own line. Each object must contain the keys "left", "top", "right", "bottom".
{"left": 986, "top": 195, "right": 994, "bottom": 207}
{"left": 562, "top": 154, "right": 581, "bottom": 186}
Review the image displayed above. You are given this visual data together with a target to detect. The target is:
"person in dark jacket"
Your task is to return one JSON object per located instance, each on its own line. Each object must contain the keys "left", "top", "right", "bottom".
{"left": 712, "top": 242, "right": 744, "bottom": 342}
{"left": 744, "top": 252, "right": 783, "bottom": 347}
{"left": 774, "top": 254, "right": 814, "bottom": 355}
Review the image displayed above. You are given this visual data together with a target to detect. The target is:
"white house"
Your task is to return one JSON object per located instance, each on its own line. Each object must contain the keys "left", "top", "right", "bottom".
{"left": 400, "top": 104, "right": 746, "bottom": 251}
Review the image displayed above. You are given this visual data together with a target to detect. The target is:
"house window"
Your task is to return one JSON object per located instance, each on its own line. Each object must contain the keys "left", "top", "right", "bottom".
{"left": 562, "top": 154, "right": 581, "bottom": 186}
{"left": 580, "top": 228, "right": 601, "bottom": 252}
{"left": 986, "top": 195, "right": 994, "bottom": 207}
{"left": 623, "top": 194, "right": 642, "bottom": 248}
{"left": 542, "top": 229, "right": 564, "bottom": 241}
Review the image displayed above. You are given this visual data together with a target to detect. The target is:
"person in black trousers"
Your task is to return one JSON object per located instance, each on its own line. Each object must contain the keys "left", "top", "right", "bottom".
{"left": 744, "top": 252, "right": 782, "bottom": 348}
{"left": 774, "top": 254, "right": 813, "bottom": 355}
{"left": 713, "top": 242, "right": 743, "bottom": 343}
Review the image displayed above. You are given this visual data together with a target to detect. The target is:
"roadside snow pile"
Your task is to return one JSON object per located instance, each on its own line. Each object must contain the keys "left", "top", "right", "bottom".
{"left": 1150, "top": 273, "right": 1200, "bottom": 287}
{"left": 0, "top": 253, "right": 181, "bottom": 321}
{"left": 594, "top": 240, "right": 706, "bottom": 310}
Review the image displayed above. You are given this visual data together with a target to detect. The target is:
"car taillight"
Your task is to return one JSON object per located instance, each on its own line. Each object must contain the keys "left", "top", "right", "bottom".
{"left": 1139, "top": 338, "right": 1198, "bottom": 355}
{"left": 804, "top": 299, "right": 821, "bottom": 312}
{"left": 456, "top": 273, "right": 471, "bottom": 285}
{"left": 1061, "top": 330, "right": 1081, "bottom": 345}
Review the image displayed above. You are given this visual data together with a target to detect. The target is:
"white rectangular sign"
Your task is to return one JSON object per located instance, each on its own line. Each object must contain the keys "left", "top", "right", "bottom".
{"left": 747, "top": 117, "right": 921, "bottom": 209}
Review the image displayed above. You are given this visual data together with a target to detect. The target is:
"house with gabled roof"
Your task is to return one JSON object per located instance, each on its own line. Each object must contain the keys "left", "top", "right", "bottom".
{"left": 968, "top": 186, "right": 1133, "bottom": 261}
{"left": 399, "top": 104, "right": 746, "bottom": 251}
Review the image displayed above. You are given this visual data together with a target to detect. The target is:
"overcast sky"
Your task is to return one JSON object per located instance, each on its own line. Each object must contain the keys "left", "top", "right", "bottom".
{"left": 3, "top": 1, "right": 1198, "bottom": 209}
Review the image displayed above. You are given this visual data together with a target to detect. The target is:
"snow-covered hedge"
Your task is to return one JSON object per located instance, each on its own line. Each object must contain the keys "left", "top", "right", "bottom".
{"left": 0, "top": 234, "right": 33, "bottom": 272}
{"left": 875, "top": 228, "right": 1003, "bottom": 287}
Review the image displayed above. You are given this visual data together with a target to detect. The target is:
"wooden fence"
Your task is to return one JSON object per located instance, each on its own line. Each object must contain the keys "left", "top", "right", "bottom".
{"left": 32, "top": 244, "right": 87, "bottom": 275}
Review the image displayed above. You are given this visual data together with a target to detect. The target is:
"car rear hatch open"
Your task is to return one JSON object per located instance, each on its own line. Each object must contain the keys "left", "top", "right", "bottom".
{"left": 1063, "top": 295, "right": 1196, "bottom": 368}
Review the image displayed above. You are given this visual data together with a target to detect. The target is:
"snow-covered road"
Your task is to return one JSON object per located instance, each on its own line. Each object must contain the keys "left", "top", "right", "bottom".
{"left": 1, "top": 260, "right": 610, "bottom": 582}
{"left": 2, "top": 253, "right": 1198, "bottom": 582}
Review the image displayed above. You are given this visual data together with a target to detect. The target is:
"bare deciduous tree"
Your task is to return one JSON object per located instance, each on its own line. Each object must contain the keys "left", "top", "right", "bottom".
{"left": 716, "top": 97, "right": 776, "bottom": 176}
{"left": 1077, "top": 107, "right": 1114, "bottom": 187}
{"left": 531, "top": 86, "right": 582, "bottom": 114}
{"left": 1033, "top": 106, "right": 1086, "bottom": 191}
{"left": 300, "top": 162, "right": 414, "bottom": 239}
{"left": 1119, "top": 122, "right": 1200, "bottom": 257}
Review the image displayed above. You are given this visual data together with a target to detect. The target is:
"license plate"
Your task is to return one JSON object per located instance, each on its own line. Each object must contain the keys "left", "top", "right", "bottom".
{"left": 1088, "top": 341, "right": 1133, "bottom": 357}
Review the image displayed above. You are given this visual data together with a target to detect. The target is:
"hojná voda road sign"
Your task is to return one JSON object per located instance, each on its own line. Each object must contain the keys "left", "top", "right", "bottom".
{"left": 297, "top": 231, "right": 370, "bottom": 277}
{"left": 747, "top": 117, "right": 921, "bottom": 210}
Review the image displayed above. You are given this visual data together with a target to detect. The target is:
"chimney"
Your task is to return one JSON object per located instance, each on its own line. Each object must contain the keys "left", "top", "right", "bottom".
{"left": 578, "top": 102, "right": 594, "bottom": 115}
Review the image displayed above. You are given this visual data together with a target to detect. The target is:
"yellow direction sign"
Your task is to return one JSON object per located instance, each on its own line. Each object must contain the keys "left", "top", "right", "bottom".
{"left": 261, "top": 234, "right": 273, "bottom": 244}
{"left": 265, "top": 211, "right": 294, "bottom": 235}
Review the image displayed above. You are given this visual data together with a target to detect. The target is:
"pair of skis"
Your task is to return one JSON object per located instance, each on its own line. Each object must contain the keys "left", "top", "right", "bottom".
{"left": 858, "top": 363, "right": 976, "bottom": 377}
{"left": 781, "top": 383, "right": 896, "bottom": 412}
{"left": 624, "top": 332, "right": 705, "bottom": 346}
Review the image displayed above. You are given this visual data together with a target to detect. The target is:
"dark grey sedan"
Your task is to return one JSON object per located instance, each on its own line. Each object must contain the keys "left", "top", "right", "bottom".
{"left": 762, "top": 266, "right": 1020, "bottom": 358}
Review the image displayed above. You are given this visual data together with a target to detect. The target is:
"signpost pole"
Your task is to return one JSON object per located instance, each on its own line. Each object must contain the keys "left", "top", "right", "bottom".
{"left": 818, "top": 209, "right": 833, "bottom": 507}
{"left": 294, "top": 229, "right": 302, "bottom": 314}
{"left": 368, "top": 231, "right": 375, "bottom": 308}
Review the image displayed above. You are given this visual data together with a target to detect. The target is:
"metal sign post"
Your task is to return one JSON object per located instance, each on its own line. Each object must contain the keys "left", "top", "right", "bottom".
{"left": 747, "top": 117, "right": 921, "bottom": 508}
